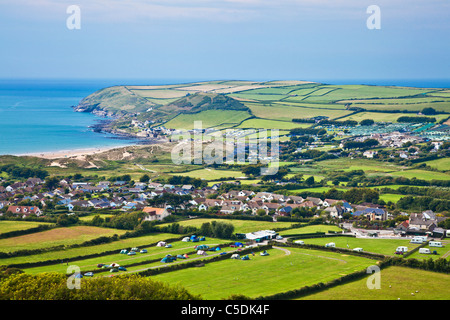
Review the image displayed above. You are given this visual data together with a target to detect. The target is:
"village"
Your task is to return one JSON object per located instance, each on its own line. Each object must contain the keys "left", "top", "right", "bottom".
{"left": 0, "top": 175, "right": 447, "bottom": 241}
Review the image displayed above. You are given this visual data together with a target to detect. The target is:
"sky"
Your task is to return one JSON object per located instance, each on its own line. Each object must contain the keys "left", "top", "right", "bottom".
{"left": 0, "top": 0, "right": 449, "bottom": 82}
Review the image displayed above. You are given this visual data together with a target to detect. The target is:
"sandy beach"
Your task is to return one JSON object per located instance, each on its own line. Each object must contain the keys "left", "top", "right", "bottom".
{"left": 16, "top": 144, "right": 134, "bottom": 159}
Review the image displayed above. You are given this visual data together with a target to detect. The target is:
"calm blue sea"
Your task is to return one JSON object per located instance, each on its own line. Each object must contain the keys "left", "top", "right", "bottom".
{"left": 0, "top": 78, "right": 196, "bottom": 156}
{"left": 0, "top": 78, "right": 449, "bottom": 156}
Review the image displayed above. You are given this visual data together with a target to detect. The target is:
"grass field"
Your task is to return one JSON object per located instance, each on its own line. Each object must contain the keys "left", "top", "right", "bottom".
{"left": 23, "top": 238, "right": 230, "bottom": 275}
{"left": 237, "top": 118, "right": 304, "bottom": 130}
{"left": 406, "top": 240, "right": 450, "bottom": 260}
{"left": 0, "top": 233, "right": 179, "bottom": 268}
{"left": 387, "top": 169, "right": 450, "bottom": 181}
{"left": 175, "top": 168, "right": 245, "bottom": 180}
{"left": 424, "top": 157, "right": 450, "bottom": 171}
{"left": 0, "top": 226, "right": 128, "bottom": 253}
{"left": 163, "top": 110, "right": 251, "bottom": 130}
{"left": 297, "top": 237, "right": 420, "bottom": 256}
{"left": 158, "top": 218, "right": 300, "bottom": 234}
{"left": 153, "top": 246, "right": 376, "bottom": 299}
{"left": 299, "top": 266, "right": 450, "bottom": 300}
{"left": 279, "top": 225, "right": 342, "bottom": 235}
{"left": 0, "top": 221, "right": 53, "bottom": 235}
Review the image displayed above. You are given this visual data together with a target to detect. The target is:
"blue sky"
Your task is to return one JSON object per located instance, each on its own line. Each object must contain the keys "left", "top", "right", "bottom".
{"left": 0, "top": 0, "right": 449, "bottom": 82}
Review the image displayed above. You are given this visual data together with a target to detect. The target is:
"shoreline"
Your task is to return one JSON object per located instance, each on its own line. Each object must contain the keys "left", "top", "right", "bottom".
{"left": 12, "top": 143, "right": 137, "bottom": 159}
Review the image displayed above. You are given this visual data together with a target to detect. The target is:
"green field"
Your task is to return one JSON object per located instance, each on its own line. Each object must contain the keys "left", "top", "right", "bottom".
{"left": 0, "top": 226, "right": 128, "bottom": 253}
{"left": 0, "top": 221, "right": 53, "bottom": 235}
{"left": 406, "top": 240, "right": 450, "bottom": 260}
{"left": 424, "top": 157, "right": 450, "bottom": 171}
{"left": 297, "top": 237, "right": 420, "bottom": 256}
{"left": 299, "top": 266, "right": 450, "bottom": 300}
{"left": 175, "top": 168, "right": 245, "bottom": 180}
{"left": 23, "top": 238, "right": 230, "bottom": 275}
{"left": 158, "top": 219, "right": 299, "bottom": 234}
{"left": 163, "top": 110, "right": 251, "bottom": 130}
{"left": 279, "top": 225, "right": 343, "bottom": 235}
{"left": 153, "top": 247, "right": 376, "bottom": 299}
{"left": 0, "top": 233, "right": 178, "bottom": 266}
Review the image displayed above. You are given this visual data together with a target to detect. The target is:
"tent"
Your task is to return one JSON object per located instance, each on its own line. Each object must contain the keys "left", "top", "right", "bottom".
{"left": 196, "top": 245, "right": 209, "bottom": 251}
{"left": 182, "top": 237, "right": 190, "bottom": 242}
{"left": 177, "top": 254, "right": 186, "bottom": 259}
{"left": 190, "top": 235, "right": 198, "bottom": 241}
{"left": 156, "top": 241, "right": 166, "bottom": 247}
{"left": 241, "top": 255, "right": 250, "bottom": 260}
{"left": 131, "top": 247, "right": 139, "bottom": 251}
{"left": 260, "top": 250, "right": 269, "bottom": 256}
{"left": 231, "top": 254, "right": 240, "bottom": 259}
{"left": 234, "top": 242, "right": 243, "bottom": 247}
{"left": 197, "top": 250, "right": 208, "bottom": 256}
{"left": 183, "top": 254, "right": 189, "bottom": 258}
{"left": 200, "top": 236, "right": 206, "bottom": 241}
{"left": 215, "top": 247, "right": 221, "bottom": 251}
{"left": 120, "top": 249, "right": 128, "bottom": 254}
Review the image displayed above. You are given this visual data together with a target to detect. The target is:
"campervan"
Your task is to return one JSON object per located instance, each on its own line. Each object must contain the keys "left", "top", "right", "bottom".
{"left": 419, "top": 248, "right": 431, "bottom": 254}
{"left": 325, "top": 242, "right": 335, "bottom": 248}
{"left": 395, "top": 246, "right": 408, "bottom": 254}
{"left": 353, "top": 248, "right": 364, "bottom": 252}
{"left": 410, "top": 237, "right": 426, "bottom": 244}
{"left": 429, "top": 241, "right": 443, "bottom": 248}
{"left": 294, "top": 240, "right": 305, "bottom": 245}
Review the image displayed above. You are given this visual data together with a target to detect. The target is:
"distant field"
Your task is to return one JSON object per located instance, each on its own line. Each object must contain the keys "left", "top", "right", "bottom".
{"left": 237, "top": 118, "right": 302, "bottom": 130}
{"left": 298, "top": 237, "right": 420, "bottom": 256}
{"left": 0, "top": 221, "right": 53, "bottom": 235}
{"left": 379, "top": 193, "right": 405, "bottom": 203}
{"left": 158, "top": 218, "right": 299, "bottom": 234}
{"left": 387, "top": 169, "right": 450, "bottom": 181}
{"left": 153, "top": 247, "right": 375, "bottom": 299}
{"left": 175, "top": 168, "right": 244, "bottom": 180}
{"left": 163, "top": 110, "right": 251, "bottom": 130}
{"left": 0, "top": 226, "right": 127, "bottom": 253}
{"left": 424, "top": 158, "right": 450, "bottom": 171}
{"left": 299, "top": 266, "right": 450, "bottom": 300}
{"left": 247, "top": 103, "right": 352, "bottom": 120}
{"left": 339, "top": 112, "right": 449, "bottom": 123}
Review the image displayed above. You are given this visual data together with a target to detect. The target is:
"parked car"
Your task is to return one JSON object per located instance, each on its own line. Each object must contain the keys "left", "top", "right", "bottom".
{"left": 127, "top": 251, "right": 136, "bottom": 256}
{"left": 84, "top": 272, "right": 94, "bottom": 277}
{"left": 140, "top": 249, "right": 147, "bottom": 253}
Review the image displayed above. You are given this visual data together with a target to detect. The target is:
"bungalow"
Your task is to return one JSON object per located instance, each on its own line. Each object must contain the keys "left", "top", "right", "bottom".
{"left": 7, "top": 206, "right": 42, "bottom": 218}
{"left": 143, "top": 207, "right": 171, "bottom": 221}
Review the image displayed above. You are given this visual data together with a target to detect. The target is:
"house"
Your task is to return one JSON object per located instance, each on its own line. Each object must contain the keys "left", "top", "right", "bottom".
{"left": 143, "top": 207, "right": 171, "bottom": 221}
{"left": 353, "top": 208, "right": 387, "bottom": 221}
{"left": 325, "top": 205, "right": 345, "bottom": 218}
{"left": 7, "top": 206, "right": 42, "bottom": 218}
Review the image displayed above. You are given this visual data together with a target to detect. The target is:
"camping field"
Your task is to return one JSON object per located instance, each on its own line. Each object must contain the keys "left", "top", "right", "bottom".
{"left": 296, "top": 237, "right": 421, "bottom": 256}
{"left": 152, "top": 246, "right": 377, "bottom": 299}
{"left": 23, "top": 237, "right": 231, "bottom": 275}
{"left": 298, "top": 266, "right": 450, "bottom": 300}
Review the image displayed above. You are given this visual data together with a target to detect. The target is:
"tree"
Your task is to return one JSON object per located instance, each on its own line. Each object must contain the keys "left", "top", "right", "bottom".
{"left": 44, "top": 177, "right": 60, "bottom": 190}
{"left": 139, "top": 174, "right": 150, "bottom": 183}
{"left": 359, "top": 119, "right": 374, "bottom": 126}
{"left": 305, "top": 176, "right": 315, "bottom": 186}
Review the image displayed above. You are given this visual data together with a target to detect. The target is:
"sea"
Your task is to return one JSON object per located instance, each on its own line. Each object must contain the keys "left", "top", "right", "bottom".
{"left": 0, "top": 78, "right": 196, "bottom": 156}
{"left": 0, "top": 78, "right": 449, "bottom": 156}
